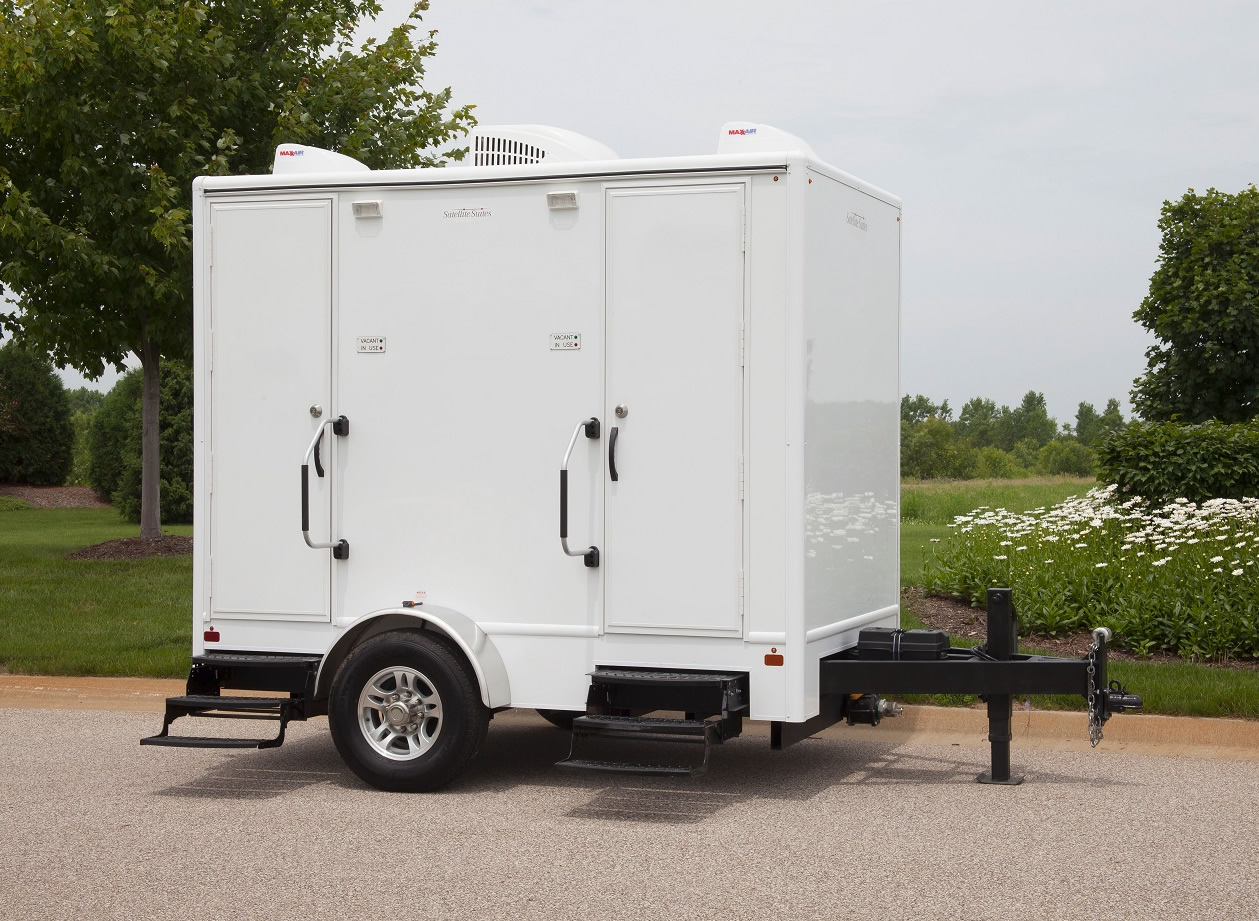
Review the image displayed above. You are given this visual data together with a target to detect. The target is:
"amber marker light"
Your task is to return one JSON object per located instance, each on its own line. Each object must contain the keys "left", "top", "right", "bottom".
{"left": 765, "top": 653, "right": 784, "bottom": 666}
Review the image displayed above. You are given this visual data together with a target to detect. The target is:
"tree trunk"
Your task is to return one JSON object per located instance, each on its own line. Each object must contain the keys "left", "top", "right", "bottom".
{"left": 140, "top": 335, "right": 162, "bottom": 540}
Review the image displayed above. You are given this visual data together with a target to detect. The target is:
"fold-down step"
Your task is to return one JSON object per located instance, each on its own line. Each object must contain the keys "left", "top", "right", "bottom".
{"left": 140, "top": 695, "right": 295, "bottom": 750}
{"left": 555, "top": 714, "right": 720, "bottom": 776}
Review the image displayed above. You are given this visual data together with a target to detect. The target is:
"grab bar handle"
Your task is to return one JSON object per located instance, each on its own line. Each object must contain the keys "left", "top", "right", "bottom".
{"left": 302, "top": 415, "right": 350, "bottom": 560}
{"left": 560, "top": 417, "right": 600, "bottom": 568}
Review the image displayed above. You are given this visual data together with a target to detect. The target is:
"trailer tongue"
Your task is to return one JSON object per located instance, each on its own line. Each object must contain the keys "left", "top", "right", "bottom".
{"left": 816, "top": 588, "right": 1142, "bottom": 785}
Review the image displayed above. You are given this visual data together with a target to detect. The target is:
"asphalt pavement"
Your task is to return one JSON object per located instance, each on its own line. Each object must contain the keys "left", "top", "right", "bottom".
{"left": 1, "top": 704, "right": 1256, "bottom": 921}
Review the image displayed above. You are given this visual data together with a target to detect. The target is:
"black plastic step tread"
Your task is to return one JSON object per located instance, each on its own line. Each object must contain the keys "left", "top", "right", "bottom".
{"left": 575, "top": 715, "right": 714, "bottom": 735}
{"left": 194, "top": 653, "right": 321, "bottom": 667}
{"left": 555, "top": 758, "right": 694, "bottom": 776}
{"left": 590, "top": 669, "right": 744, "bottom": 686}
{"left": 167, "top": 695, "right": 291, "bottom": 712}
{"left": 140, "top": 735, "right": 268, "bottom": 749}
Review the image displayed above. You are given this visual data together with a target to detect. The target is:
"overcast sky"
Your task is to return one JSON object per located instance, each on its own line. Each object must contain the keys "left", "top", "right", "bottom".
{"left": 60, "top": 1, "right": 1259, "bottom": 425}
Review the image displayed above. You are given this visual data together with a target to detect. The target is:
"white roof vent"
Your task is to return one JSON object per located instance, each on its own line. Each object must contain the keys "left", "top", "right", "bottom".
{"left": 717, "top": 122, "right": 817, "bottom": 158}
{"left": 457, "top": 125, "right": 619, "bottom": 167}
{"left": 272, "top": 144, "right": 370, "bottom": 175}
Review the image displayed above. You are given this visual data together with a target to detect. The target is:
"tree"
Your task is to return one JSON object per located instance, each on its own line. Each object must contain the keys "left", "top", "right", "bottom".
{"left": 0, "top": 0, "right": 474, "bottom": 536}
{"left": 0, "top": 340, "right": 73, "bottom": 485}
{"left": 1075, "top": 398, "right": 1126, "bottom": 446}
{"left": 954, "top": 397, "right": 999, "bottom": 448}
{"left": 1131, "top": 186, "right": 1259, "bottom": 423}
{"left": 900, "top": 394, "right": 951, "bottom": 425}
{"left": 1001, "top": 391, "right": 1058, "bottom": 449}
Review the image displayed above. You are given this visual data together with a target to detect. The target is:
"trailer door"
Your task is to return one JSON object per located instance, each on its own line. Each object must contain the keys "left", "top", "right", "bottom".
{"left": 604, "top": 185, "right": 745, "bottom": 636}
{"left": 207, "top": 199, "right": 334, "bottom": 622}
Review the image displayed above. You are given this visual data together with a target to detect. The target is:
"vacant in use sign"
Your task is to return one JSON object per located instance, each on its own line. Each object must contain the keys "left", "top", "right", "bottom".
{"left": 550, "top": 333, "right": 581, "bottom": 350}
{"left": 357, "top": 337, "right": 386, "bottom": 353}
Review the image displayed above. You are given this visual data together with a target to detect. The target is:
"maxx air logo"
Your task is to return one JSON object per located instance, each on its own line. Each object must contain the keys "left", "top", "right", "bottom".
{"left": 727, "top": 128, "right": 758, "bottom": 136}
{"left": 278, "top": 149, "right": 304, "bottom": 157}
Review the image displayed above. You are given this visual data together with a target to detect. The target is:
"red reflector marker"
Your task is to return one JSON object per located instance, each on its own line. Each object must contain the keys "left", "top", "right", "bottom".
{"left": 764, "top": 654, "right": 784, "bottom": 666}
{"left": 204, "top": 628, "right": 220, "bottom": 643}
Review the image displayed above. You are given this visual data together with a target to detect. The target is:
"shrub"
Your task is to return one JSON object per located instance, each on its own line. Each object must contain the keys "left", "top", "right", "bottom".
{"left": 924, "top": 486, "right": 1259, "bottom": 660}
{"left": 902, "top": 418, "right": 977, "bottom": 479}
{"left": 0, "top": 341, "right": 73, "bottom": 485}
{"left": 1037, "top": 439, "right": 1096, "bottom": 477}
{"left": 88, "top": 371, "right": 143, "bottom": 502}
{"left": 1097, "top": 420, "right": 1259, "bottom": 504}
{"left": 974, "top": 446, "right": 1026, "bottom": 479}
{"left": 89, "top": 363, "right": 193, "bottom": 523}
{"left": 65, "top": 388, "right": 105, "bottom": 486}
{"left": 1011, "top": 438, "right": 1041, "bottom": 471}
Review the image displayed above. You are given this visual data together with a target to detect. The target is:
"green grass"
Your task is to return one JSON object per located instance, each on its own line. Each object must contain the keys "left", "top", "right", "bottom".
{"left": 900, "top": 477, "right": 1095, "bottom": 588}
{"left": 0, "top": 507, "right": 192, "bottom": 678}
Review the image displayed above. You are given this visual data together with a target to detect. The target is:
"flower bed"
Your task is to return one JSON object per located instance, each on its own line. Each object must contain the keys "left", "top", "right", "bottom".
{"left": 923, "top": 485, "right": 1259, "bottom": 660}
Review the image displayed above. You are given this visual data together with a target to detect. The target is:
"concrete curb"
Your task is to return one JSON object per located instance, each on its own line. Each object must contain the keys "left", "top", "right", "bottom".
{"left": 2, "top": 674, "right": 1255, "bottom": 759}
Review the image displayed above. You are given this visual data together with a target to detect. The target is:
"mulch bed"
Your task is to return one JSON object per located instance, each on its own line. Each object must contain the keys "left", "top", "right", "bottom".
{"left": 1, "top": 486, "right": 192, "bottom": 560}
{"left": 0, "top": 485, "right": 110, "bottom": 509}
{"left": 67, "top": 536, "right": 193, "bottom": 561}
{"left": 903, "top": 587, "right": 1259, "bottom": 671}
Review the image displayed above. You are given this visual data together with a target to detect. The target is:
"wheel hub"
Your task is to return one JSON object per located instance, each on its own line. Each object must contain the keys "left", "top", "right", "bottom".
{"left": 357, "top": 666, "right": 444, "bottom": 761}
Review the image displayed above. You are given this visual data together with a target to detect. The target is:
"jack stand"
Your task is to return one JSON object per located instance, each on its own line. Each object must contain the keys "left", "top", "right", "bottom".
{"left": 977, "top": 587, "right": 1025, "bottom": 786}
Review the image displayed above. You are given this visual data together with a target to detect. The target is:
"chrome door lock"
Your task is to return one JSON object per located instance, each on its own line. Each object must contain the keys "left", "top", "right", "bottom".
{"left": 309, "top": 404, "right": 324, "bottom": 418}
{"left": 615, "top": 404, "right": 629, "bottom": 418}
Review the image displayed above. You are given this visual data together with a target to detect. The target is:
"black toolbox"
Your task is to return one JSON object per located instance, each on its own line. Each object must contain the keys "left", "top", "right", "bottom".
{"left": 857, "top": 627, "right": 950, "bottom": 661}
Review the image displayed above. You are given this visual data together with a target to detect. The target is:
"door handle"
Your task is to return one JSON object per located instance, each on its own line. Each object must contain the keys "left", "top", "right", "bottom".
{"left": 560, "top": 417, "right": 600, "bottom": 568}
{"left": 302, "top": 415, "right": 350, "bottom": 560}
{"left": 608, "top": 426, "right": 619, "bottom": 482}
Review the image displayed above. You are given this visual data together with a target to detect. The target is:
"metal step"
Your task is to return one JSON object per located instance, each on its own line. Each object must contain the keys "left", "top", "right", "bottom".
{"left": 574, "top": 714, "right": 715, "bottom": 739}
{"left": 556, "top": 714, "right": 721, "bottom": 777}
{"left": 589, "top": 668, "right": 745, "bottom": 687}
{"left": 167, "top": 694, "right": 292, "bottom": 713}
{"left": 139, "top": 735, "right": 273, "bottom": 750}
{"left": 140, "top": 695, "right": 294, "bottom": 750}
{"left": 194, "top": 653, "right": 322, "bottom": 670}
{"left": 189, "top": 653, "right": 322, "bottom": 696}
{"left": 554, "top": 758, "right": 694, "bottom": 776}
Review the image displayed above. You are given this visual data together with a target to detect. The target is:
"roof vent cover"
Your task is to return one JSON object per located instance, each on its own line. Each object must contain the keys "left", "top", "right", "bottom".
{"left": 473, "top": 134, "right": 547, "bottom": 167}
{"left": 457, "top": 125, "right": 618, "bottom": 167}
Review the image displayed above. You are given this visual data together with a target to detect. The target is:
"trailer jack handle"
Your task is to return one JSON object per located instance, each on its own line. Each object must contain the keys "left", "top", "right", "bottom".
{"left": 301, "top": 415, "right": 350, "bottom": 560}
{"left": 560, "top": 417, "right": 600, "bottom": 568}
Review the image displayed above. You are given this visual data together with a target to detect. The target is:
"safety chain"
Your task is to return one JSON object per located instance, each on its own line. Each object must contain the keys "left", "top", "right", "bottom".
{"left": 1086, "top": 631, "right": 1104, "bottom": 747}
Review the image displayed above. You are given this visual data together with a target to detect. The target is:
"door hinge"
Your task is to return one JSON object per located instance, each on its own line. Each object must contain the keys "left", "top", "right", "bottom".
{"left": 207, "top": 452, "right": 213, "bottom": 495}
{"left": 738, "top": 569, "right": 745, "bottom": 616}
{"left": 739, "top": 204, "right": 747, "bottom": 252}
{"left": 207, "top": 555, "right": 212, "bottom": 591}
{"left": 739, "top": 323, "right": 745, "bottom": 368}
{"left": 739, "top": 455, "right": 745, "bottom": 501}
{"left": 207, "top": 224, "right": 213, "bottom": 268}
{"left": 207, "top": 335, "right": 214, "bottom": 373}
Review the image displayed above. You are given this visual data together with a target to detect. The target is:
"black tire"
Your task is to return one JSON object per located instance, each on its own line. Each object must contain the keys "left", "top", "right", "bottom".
{"left": 535, "top": 709, "right": 583, "bottom": 731}
{"left": 329, "top": 630, "right": 489, "bottom": 792}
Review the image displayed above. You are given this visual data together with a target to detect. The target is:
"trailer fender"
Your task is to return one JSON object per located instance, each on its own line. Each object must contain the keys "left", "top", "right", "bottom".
{"left": 316, "top": 605, "right": 511, "bottom": 709}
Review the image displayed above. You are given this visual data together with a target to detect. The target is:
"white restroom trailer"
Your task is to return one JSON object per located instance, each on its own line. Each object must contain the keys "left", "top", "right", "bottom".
{"left": 145, "top": 123, "right": 906, "bottom": 790}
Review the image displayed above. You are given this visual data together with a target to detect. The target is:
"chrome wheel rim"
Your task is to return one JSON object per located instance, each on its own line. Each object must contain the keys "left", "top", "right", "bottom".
{"left": 357, "top": 666, "right": 444, "bottom": 761}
